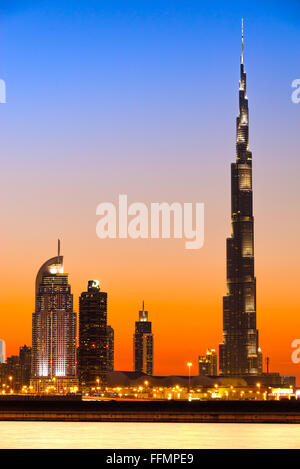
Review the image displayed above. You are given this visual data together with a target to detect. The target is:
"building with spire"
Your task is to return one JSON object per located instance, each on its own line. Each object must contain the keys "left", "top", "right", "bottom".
{"left": 219, "top": 21, "right": 262, "bottom": 376}
{"left": 133, "top": 302, "right": 153, "bottom": 375}
{"left": 31, "top": 241, "right": 77, "bottom": 392}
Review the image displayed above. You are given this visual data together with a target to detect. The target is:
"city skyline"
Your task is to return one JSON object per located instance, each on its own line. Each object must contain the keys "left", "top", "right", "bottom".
{"left": 1, "top": 2, "right": 299, "bottom": 380}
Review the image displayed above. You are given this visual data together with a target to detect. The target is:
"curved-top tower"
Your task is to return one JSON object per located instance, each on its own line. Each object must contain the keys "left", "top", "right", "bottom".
{"left": 219, "top": 21, "right": 262, "bottom": 376}
{"left": 32, "top": 241, "right": 76, "bottom": 379}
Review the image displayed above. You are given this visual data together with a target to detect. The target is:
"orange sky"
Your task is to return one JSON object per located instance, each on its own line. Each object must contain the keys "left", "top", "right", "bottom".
{"left": 1, "top": 205, "right": 300, "bottom": 383}
{"left": 1, "top": 1, "right": 299, "bottom": 383}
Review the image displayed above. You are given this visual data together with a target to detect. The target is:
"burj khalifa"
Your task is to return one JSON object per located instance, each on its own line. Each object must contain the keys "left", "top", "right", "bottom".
{"left": 219, "top": 21, "right": 262, "bottom": 376}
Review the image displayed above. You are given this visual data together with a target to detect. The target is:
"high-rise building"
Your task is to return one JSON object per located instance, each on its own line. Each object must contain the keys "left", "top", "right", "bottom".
{"left": 219, "top": 22, "right": 262, "bottom": 376}
{"left": 106, "top": 325, "right": 114, "bottom": 372}
{"left": 78, "top": 280, "right": 108, "bottom": 387}
{"left": 0, "top": 340, "right": 6, "bottom": 364}
{"left": 31, "top": 241, "right": 77, "bottom": 379}
{"left": 133, "top": 302, "right": 153, "bottom": 375}
{"left": 19, "top": 345, "right": 32, "bottom": 386}
{"left": 198, "top": 348, "right": 217, "bottom": 376}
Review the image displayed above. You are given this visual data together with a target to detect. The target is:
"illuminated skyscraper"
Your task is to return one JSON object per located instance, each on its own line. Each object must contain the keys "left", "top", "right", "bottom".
{"left": 31, "top": 241, "right": 76, "bottom": 378}
{"left": 133, "top": 302, "right": 153, "bottom": 375}
{"left": 219, "top": 21, "right": 262, "bottom": 376}
{"left": 106, "top": 325, "right": 114, "bottom": 372}
{"left": 78, "top": 280, "right": 108, "bottom": 387}
{"left": 198, "top": 348, "right": 217, "bottom": 376}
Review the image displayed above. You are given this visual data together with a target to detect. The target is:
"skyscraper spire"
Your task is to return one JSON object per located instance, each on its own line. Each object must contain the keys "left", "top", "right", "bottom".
{"left": 58, "top": 238, "right": 61, "bottom": 257}
{"left": 142, "top": 300, "right": 144, "bottom": 311}
{"left": 241, "top": 18, "right": 244, "bottom": 65}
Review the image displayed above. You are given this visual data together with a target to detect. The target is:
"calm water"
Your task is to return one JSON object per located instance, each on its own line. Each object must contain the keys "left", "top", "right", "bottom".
{"left": 0, "top": 422, "right": 300, "bottom": 448}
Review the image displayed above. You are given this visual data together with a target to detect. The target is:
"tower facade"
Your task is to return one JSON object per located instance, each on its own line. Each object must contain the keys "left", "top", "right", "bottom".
{"left": 32, "top": 243, "right": 76, "bottom": 378}
{"left": 219, "top": 23, "right": 262, "bottom": 376}
{"left": 78, "top": 280, "right": 108, "bottom": 387}
{"left": 106, "top": 325, "right": 114, "bottom": 372}
{"left": 198, "top": 348, "right": 217, "bottom": 376}
{"left": 133, "top": 302, "right": 153, "bottom": 375}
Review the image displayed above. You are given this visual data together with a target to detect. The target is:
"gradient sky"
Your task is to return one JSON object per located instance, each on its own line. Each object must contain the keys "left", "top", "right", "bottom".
{"left": 0, "top": 0, "right": 299, "bottom": 380}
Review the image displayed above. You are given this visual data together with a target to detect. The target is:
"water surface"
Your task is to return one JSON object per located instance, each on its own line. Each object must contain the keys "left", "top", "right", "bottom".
{"left": 0, "top": 422, "right": 300, "bottom": 449}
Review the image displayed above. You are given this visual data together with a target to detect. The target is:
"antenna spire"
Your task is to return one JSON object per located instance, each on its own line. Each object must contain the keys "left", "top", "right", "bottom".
{"left": 142, "top": 300, "right": 144, "bottom": 311}
{"left": 58, "top": 239, "right": 60, "bottom": 257}
{"left": 241, "top": 18, "right": 244, "bottom": 65}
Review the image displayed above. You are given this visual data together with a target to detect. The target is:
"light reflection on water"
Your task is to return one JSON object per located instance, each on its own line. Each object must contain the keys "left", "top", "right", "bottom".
{"left": 0, "top": 422, "right": 300, "bottom": 449}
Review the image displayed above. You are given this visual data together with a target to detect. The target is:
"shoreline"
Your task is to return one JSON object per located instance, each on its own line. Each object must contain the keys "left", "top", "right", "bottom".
{"left": 1, "top": 411, "right": 300, "bottom": 423}
{"left": 1, "top": 399, "right": 300, "bottom": 423}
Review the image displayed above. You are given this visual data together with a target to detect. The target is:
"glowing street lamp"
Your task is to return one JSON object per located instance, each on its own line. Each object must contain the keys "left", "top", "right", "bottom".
{"left": 8, "top": 376, "right": 13, "bottom": 393}
{"left": 187, "top": 362, "right": 192, "bottom": 393}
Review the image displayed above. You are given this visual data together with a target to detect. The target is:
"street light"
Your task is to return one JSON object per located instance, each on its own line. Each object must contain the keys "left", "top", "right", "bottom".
{"left": 8, "top": 376, "right": 13, "bottom": 394}
{"left": 187, "top": 362, "right": 192, "bottom": 394}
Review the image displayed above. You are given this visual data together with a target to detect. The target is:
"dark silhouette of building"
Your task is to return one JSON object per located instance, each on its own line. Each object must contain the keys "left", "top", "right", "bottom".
{"left": 106, "top": 325, "right": 114, "bottom": 372}
{"left": 4, "top": 356, "right": 22, "bottom": 391}
{"left": 19, "top": 345, "right": 32, "bottom": 386}
{"left": 198, "top": 349, "right": 217, "bottom": 376}
{"left": 133, "top": 302, "right": 153, "bottom": 375}
{"left": 0, "top": 345, "right": 31, "bottom": 391}
{"left": 105, "top": 371, "right": 295, "bottom": 389}
{"left": 219, "top": 22, "right": 262, "bottom": 376}
{"left": 78, "top": 280, "right": 108, "bottom": 387}
{"left": 31, "top": 241, "right": 77, "bottom": 379}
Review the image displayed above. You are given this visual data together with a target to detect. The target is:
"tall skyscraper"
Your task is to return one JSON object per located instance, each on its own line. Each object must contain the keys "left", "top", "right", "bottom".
{"left": 31, "top": 241, "right": 77, "bottom": 379}
{"left": 78, "top": 280, "right": 108, "bottom": 387}
{"left": 133, "top": 302, "right": 153, "bottom": 375}
{"left": 219, "top": 22, "right": 262, "bottom": 376}
{"left": 198, "top": 348, "right": 217, "bottom": 376}
{"left": 0, "top": 340, "right": 6, "bottom": 364}
{"left": 106, "top": 325, "right": 114, "bottom": 372}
